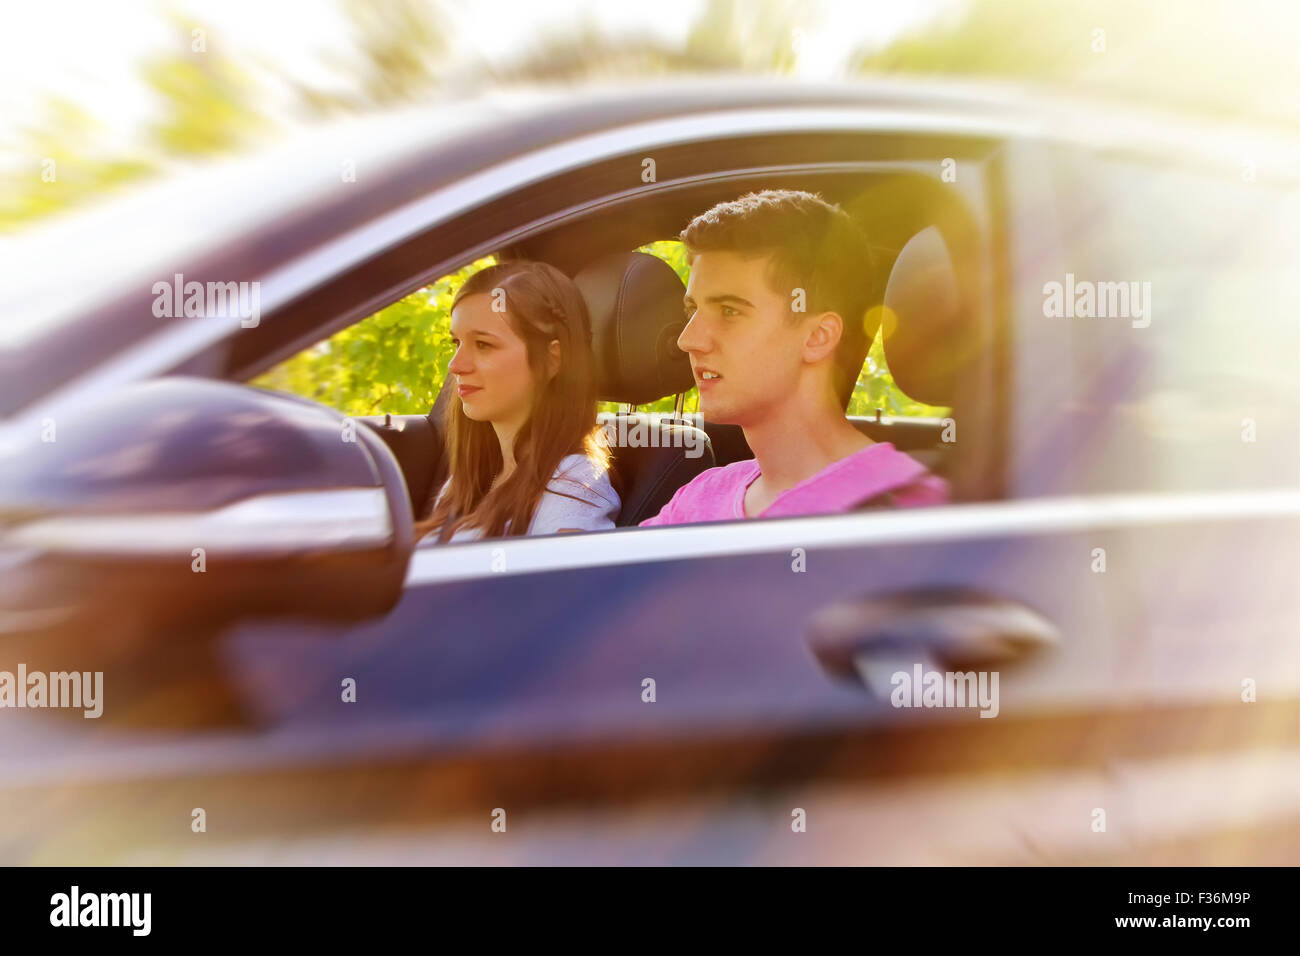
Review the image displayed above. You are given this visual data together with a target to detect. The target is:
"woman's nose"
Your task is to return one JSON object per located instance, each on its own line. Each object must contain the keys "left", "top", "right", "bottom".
{"left": 448, "top": 347, "right": 471, "bottom": 374}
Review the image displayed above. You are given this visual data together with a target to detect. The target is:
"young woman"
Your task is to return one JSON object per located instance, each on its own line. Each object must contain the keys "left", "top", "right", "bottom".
{"left": 413, "top": 260, "right": 619, "bottom": 545}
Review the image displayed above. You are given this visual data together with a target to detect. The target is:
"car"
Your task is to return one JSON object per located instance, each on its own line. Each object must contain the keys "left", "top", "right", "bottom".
{"left": 1, "top": 77, "right": 1298, "bottom": 864}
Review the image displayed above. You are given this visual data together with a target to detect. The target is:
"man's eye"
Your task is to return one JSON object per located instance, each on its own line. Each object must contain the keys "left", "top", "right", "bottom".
{"left": 721, "top": 305, "right": 738, "bottom": 317}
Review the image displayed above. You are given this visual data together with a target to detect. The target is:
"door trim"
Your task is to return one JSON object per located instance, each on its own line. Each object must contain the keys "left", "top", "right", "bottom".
{"left": 405, "top": 488, "right": 1300, "bottom": 585}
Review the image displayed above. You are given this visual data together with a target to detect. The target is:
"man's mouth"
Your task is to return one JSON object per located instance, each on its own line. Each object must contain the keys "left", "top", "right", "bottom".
{"left": 695, "top": 368, "right": 722, "bottom": 385}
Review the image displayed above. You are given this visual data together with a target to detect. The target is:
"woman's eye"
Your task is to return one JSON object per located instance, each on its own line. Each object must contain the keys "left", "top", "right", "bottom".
{"left": 476, "top": 341, "right": 493, "bottom": 350}
{"left": 721, "top": 306, "right": 738, "bottom": 317}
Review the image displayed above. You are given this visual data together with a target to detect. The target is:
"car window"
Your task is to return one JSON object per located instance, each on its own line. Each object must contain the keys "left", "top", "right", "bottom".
{"left": 1047, "top": 150, "right": 1300, "bottom": 493}
{"left": 252, "top": 230, "right": 962, "bottom": 547}
{"left": 255, "top": 241, "right": 945, "bottom": 423}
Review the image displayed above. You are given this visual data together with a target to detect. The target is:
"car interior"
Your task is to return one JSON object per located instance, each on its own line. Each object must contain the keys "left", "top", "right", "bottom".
{"left": 357, "top": 169, "right": 1001, "bottom": 528}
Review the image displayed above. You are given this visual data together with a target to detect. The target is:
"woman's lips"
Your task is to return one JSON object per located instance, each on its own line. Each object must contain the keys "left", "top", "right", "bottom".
{"left": 457, "top": 385, "right": 482, "bottom": 397}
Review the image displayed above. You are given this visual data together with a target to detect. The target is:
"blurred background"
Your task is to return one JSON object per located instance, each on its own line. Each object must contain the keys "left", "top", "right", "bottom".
{"left": 4, "top": 0, "right": 1297, "bottom": 417}
{"left": 6, "top": 0, "right": 1298, "bottom": 232}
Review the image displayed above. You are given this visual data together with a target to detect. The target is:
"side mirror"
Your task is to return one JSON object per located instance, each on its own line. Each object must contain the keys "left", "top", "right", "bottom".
{"left": 1, "top": 378, "right": 414, "bottom": 645}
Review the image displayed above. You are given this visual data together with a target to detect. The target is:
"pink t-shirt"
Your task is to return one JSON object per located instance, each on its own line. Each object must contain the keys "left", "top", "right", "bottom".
{"left": 639, "top": 442, "right": 948, "bottom": 527}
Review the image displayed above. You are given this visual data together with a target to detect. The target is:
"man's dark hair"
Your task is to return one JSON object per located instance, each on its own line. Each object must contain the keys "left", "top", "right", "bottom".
{"left": 680, "top": 189, "right": 877, "bottom": 409}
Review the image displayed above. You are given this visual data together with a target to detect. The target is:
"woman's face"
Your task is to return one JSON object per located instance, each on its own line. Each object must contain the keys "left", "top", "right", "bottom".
{"left": 447, "top": 293, "right": 538, "bottom": 431}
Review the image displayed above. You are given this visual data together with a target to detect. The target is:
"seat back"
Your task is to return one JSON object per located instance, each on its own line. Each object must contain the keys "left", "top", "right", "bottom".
{"left": 881, "top": 225, "right": 967, "bottom": 409}
{"left": 357, "top": 413, "right": 443, "bottom": 516}
{"left": 595, "top": 412, "right": 714, "bottom": 525}
{"left": 574, "top": 251, "right": 715, "bottom": 525}
{"left": 880, "top": 225, "right": 993, "bottom": 496}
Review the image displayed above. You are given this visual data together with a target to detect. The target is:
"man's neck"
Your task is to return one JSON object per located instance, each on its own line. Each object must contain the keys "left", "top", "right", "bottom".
{"left": 742, "top": 399, "right": 873, "bottom": 494}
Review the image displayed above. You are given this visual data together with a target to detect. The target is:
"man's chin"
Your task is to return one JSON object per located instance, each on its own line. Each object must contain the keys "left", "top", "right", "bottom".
{"left": 697, "top": 401, "right": 738, "bottom": 425}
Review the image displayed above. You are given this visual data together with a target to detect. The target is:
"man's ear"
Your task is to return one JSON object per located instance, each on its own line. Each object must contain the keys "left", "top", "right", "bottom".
{"left": 546, "top": 339, "right": 562, "bottom": 380}
{"left": 802, "top": 311, "right": 844, "bottom": 364}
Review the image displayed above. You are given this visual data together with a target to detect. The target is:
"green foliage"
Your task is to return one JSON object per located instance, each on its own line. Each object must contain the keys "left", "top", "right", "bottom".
{"left": 0, "top": 97, "right": 155, "bottom": 231}
{"left": 331, "top": 0, "right": 446, "bottom": 109}
{"left": 683, "top": 0, "right": 809, "bottom": 74}
{"left": 642, "top": 238, "right": 692, "bottom": 283}
{"left": 2, "top": 23, "right": 268, "bottom": 232}
{"left": 143, "top": 48, "right": 268, "bottom": 158}
{"left": 849, "top": 336, "right": 948, "bottom": 419}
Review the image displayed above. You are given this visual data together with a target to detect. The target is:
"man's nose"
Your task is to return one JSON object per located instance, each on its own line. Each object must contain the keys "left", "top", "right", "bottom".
{"left": 676, "top": 313, "right": 709, "bottom": 355}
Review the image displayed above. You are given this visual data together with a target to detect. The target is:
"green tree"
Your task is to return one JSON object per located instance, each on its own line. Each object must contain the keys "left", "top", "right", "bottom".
{"left": 1, "top": 20, "right": 268, "bottom": 232}
{"left": 0, "top": 97, "right": 154, "bottom": 230}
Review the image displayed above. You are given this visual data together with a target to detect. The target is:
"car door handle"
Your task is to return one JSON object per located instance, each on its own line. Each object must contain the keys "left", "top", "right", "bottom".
{"left": 806, "top": 588, "right": 1061, "bottom": 696}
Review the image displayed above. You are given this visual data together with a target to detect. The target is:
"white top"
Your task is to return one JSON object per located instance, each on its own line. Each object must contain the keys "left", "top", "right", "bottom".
{"left": 417, "top": 453, "right": 620, "bottom": 546}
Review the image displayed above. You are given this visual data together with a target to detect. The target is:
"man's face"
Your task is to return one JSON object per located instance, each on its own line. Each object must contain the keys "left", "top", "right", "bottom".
{"left": 678, "top": 250, "right": 810, "bottom": 426}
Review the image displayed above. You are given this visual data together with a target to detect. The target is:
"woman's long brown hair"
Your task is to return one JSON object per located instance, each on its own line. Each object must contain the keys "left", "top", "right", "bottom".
{"left": 413, "top": 260, "right": 611, "bottom": 542}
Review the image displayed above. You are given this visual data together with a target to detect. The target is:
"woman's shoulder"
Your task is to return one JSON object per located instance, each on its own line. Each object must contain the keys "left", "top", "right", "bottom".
{"left": 553, "top": 451, "right": 607, "bottom": 475}
{"left": 527, "top": 452, "right": 620, "bottom": 534}
{"left": 550, "top": 453, "right": 617, "bottom": 495}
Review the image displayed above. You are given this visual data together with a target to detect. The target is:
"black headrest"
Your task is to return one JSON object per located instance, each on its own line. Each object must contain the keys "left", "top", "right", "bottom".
{"left": 573, "top": 251, "right": 693, "bottom": 405}
{"left": 882, "top": 226, "right": 967, "bottom": 409}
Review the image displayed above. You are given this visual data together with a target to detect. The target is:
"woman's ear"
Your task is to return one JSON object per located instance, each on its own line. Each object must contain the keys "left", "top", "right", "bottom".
{"left": 546, "top": 339, "right": 562, "bottom": 380}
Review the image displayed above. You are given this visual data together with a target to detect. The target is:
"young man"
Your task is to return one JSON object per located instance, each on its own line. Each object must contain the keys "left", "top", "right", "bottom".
{"left": 640, "top": 189, "right": 948, "bottom": 527}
